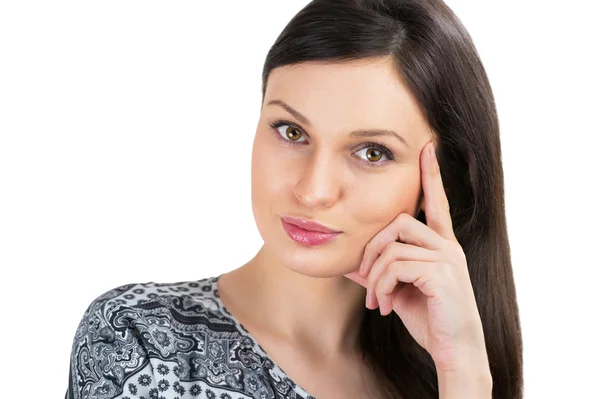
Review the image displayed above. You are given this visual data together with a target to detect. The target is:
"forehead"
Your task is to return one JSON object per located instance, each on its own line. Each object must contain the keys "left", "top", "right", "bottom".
{"left": 263, "top": 57, "right": 430, "bottom": 146}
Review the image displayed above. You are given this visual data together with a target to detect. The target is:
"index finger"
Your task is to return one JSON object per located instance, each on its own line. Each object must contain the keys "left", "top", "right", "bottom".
{"left": 422, "top": 140, "right": 456, "bottom": 242}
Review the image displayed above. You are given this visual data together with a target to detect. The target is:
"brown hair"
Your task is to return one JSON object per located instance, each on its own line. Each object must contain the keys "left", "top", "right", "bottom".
{"left": 259, "top": 0, "right": 523, "bottom": 398}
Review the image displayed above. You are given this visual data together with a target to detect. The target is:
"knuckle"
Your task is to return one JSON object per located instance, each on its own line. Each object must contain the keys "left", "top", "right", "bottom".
{"left": 390, "top": 260, "right": 402, "bottom": 274}
{"left": 440, "top": 261, "right": 453, "bottom": 277}
{"left": 381, "top": 241, "right": 400, "bottom": 259}
{"left": 395, "top": 214, "right": 410, "bottom": 235}
{"left": 398, "top": 212, "right": 411, "bottom": 222}
{"left": 449, "top": 241, "right": 466, "bottom": 259}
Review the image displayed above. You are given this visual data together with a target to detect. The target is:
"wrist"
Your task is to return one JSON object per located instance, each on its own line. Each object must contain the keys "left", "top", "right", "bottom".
{"left": 436, "top": 364, "right": 493, "bottom": 399}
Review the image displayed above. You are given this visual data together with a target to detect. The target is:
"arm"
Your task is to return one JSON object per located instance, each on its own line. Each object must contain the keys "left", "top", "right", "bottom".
{"left": 65, "top": 286, "right": 157, "bottom": 399}
{"left": 437, "top": 359, "right": 493, "bottom": 399}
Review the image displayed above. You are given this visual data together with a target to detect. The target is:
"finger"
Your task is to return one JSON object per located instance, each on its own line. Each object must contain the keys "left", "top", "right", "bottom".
{"left": 365, "top": 241, "right": 435, "bottom": 309}
{"left": 364, "top": 242, "right": 398, "bottom": 309}
{"left": 422, "top": 140, "right": 456, "bottom": 241}
{"left": 343, "top": 270, "right": 367, "bottom": 288}
{"left": 359, "top": 213, "right": 444, "bottom": 278}
{"left": 375, "top": 260, "right": 436, "bottom": 315}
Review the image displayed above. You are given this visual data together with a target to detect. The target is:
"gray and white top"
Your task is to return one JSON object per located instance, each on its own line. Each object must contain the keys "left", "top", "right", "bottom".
{"left": 65, "top": 275, "right": 316, "bottom": 399}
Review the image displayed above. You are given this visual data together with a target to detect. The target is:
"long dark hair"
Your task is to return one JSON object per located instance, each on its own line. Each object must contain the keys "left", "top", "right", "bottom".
{"left": 259, "top": 0, "right": 523, "bottom": 398}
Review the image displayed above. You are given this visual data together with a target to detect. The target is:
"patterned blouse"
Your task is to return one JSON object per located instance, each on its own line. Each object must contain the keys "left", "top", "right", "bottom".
{"left": 65, "top": 275, "right": 316, "bottom": 399}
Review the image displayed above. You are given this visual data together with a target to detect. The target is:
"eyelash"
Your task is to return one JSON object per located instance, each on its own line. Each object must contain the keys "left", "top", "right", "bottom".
{"left": 267, "top": 119, "right": 396, "bottom": 167}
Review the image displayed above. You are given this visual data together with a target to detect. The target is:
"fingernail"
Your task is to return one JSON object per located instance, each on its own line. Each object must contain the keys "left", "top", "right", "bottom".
{"left": 428, "top": 141, "right": 435, "bottom": 157}
{"left": 368, "top": 292, "right": 377, "bottom": 309}
{"left": 367, "top": 290, "right": 376, "bottom": 309}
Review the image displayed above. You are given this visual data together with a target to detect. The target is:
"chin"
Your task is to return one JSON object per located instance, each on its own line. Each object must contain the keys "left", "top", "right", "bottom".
{"left": 267, "top": 238, "right": 355, "bottom": 279}
{"left": 253, "top": 210, "right": 360, "bottom": 278}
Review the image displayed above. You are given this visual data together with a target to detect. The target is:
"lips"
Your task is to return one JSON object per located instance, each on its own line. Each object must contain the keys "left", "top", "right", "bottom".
{"left": 280, "top": 215, "right": 342, "bottom": 233}
{"left": 280, "top": 217, "right": 342, "bottom": 247}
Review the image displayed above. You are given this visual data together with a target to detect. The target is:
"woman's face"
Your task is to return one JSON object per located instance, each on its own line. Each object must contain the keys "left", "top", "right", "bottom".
{"left": 251, "top": 57, "right": 434, "bottom": 278}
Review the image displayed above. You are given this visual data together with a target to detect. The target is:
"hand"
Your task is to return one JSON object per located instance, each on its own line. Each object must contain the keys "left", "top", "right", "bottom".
{"left": 344, "top": 140, "right": 490, "bottom": 374}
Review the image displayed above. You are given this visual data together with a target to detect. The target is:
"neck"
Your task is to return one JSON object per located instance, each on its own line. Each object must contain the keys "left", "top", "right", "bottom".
{"left": 224, "top": 245, "right": 368, "bottom": 360}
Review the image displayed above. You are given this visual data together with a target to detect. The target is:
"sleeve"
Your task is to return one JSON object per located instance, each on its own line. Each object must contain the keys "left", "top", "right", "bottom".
{"left": 65, "top": 284, "right": 157, "bottom": 399}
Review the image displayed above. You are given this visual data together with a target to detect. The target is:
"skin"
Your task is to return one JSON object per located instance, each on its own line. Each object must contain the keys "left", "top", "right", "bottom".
{"left": 216, "top": 55, "right": 439, "bottom": 395}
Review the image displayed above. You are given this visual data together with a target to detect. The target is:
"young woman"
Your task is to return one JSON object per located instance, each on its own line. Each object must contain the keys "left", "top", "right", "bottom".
{"left": 66, "top": 1, "right": 523, "bottom": 398}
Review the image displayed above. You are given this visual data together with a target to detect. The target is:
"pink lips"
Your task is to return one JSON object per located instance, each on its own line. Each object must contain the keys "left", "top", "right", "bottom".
{"left": 280, "top": 215, "right": 342, "bottom": 246}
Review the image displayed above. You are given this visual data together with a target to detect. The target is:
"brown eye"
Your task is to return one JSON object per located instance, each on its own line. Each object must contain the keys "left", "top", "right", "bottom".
{"left": 354, "top": 144, "right": 393, "bottom": 166}
{"left": 284, "top": 126, "right": 303, "bottom": 141}
{"left": 269, "top": 119, "right": 395, "bottom": 168}
{"left": 365, "top": 148, "right": 383, "bottom": 162}
{"left": 269, "top": 120, "right": 309, "bottom": 144}
{"left": 271, "top": 122, "right": 307, "bottom": 143}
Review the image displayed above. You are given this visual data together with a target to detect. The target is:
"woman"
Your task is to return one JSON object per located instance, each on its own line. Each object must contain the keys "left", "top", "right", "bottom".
{"left": 65, "top": 0, "right": 523, "bottom": 398}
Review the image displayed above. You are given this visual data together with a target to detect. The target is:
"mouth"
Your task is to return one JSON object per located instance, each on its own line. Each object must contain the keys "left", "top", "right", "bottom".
{"left": 280, "top": 215, "right": 342, "bottom": 247}
{"left": 280, "top": 215, "right": 342, "bottom": 233}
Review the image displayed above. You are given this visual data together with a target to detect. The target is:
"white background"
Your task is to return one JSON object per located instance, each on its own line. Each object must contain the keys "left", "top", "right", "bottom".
{"left": 1, "top": 1, "right": 598, "bottom": 397}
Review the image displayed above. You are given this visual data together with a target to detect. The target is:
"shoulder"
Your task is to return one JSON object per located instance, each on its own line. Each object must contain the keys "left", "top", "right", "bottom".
{"left": 67, "top": 275, "right": 315, "bottom": 399}
{"left": 67, "top": 275, "right": 243, "bottom": 399}
{"left": 70, "top": 276, "right": 227, "bottom": 339}
{"left": 83, "top": 275, "right": 221, "bottom": 311}
{"left": 70, "top": 275, "right": 234, "bottom": 345}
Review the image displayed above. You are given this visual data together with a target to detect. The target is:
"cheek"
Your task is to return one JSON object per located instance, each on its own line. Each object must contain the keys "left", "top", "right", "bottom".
{"left": 353, "top": 172, "right": 422, "bottom": 227}
{"left": 250, "top": 132, "right": 291, "bottom": 229}
{"left": 251, "top": 133, "right": 288, "bottom": 199}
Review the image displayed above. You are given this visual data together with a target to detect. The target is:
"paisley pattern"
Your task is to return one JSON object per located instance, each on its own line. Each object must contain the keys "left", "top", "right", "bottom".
{"left": 66, "top": 275, "right": 316, "bottom": 399}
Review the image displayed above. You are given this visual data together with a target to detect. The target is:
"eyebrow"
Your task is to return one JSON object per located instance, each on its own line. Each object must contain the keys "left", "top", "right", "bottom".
{"left": 266, "top": 99, "right": 410, "bottom": 148}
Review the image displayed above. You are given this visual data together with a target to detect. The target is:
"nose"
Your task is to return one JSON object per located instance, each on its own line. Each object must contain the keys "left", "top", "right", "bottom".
{"left": 293, "top": 154, "right": 341, "bottom": 209}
